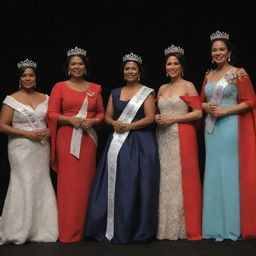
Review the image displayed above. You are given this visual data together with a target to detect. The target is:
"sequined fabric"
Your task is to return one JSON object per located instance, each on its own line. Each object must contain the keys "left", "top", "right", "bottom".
{"left": 156, "top": 95, "right": 189, "bottom": 240}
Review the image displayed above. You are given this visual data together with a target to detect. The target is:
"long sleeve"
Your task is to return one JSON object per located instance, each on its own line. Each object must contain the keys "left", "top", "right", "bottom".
{"left": 94, "top": 86, "right": 105, "bottom": 121}
{"left": 47, "top": 82, "right": 63, "bottom": 172}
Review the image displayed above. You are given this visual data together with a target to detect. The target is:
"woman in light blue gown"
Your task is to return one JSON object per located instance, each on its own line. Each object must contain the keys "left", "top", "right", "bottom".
{"left": 200, "top": 31, "right": 256, "bottom": 241}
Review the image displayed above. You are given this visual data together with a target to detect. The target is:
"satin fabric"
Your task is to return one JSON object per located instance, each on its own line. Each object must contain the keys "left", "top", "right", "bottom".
{"left": 84, "top": 87, "right": 160, "bottom": 244}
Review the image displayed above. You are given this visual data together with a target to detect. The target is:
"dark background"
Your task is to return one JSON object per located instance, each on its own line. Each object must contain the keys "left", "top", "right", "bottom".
{"left": 0, "top": 0, "right": 255, "bottom": 212}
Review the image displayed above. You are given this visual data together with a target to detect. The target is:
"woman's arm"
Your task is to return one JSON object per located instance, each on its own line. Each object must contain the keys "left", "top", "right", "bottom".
{"left": 122, "top": 93, "right": 156, "bottom": 131}
{"left": 47, "top": 84, "right": 84, "bottom": 128}
{"left": 0, "top": 104, "right": 42, "bottom": 141}
{"left": 156, "top": 83, "right": 202, "bottom": 125}
{"left": 104, "top": 94, "right": 125, "bottom": 133}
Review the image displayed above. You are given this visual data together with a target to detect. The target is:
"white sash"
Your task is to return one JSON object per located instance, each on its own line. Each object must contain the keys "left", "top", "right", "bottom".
{"left": 3, "top": 96, "right": 47, "bottom": 145}
{"left": 70, "top": 95, "right": 98, "bottom": 159}
{"left": 105, "top": 86, "right": 153, "bottom": 241}
{"left": 205, "top": 76, "right": 230, "bottom": 134}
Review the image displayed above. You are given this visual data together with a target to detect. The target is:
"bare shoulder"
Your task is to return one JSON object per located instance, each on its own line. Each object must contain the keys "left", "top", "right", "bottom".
{"left": 157, "top": 83, "right": 168, "bottom": 95}
{"left": 183, "top": 80, "right": 195, "bottom": 88}
{"left": 10, "top": 91, "right": 21, "bottom": 98}
{"left": 183, "top": 80, "right": 199, "bottom": 96}
{"left": 9, "top": 91, "right": 23, "bottom": 101}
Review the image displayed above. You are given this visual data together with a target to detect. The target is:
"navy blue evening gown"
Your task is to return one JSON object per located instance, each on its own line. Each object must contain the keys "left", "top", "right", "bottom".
{"left": 84, "top": 87, "right": 160, "bottom": 244}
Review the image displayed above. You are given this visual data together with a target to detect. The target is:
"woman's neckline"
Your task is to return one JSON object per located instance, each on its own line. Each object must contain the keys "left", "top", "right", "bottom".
{"left": 64, "top": 81, "right": 91, "bottom": 92}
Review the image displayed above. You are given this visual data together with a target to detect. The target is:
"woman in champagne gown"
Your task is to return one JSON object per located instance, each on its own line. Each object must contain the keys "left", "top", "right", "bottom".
{"left": 155, "top": 45, "right": 202, "bottom": 240}
{"left": 0, "top": 59, "right": 58, "bottom": 245}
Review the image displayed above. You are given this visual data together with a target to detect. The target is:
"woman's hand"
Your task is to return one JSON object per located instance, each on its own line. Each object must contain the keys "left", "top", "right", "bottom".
{"left": 202, "top": 103, "right": 217, "bottom": 114}
{"left": 36, "top": 128, "right": 51, "bottom": 141}
{"left": 24, "top": 130, "right": 44, "bottom": 142}
{"left": 155, "top": 114, "right": 174, "bottom": 125}
{"left": 112, "top": 120, "right": 131, "bottom": 133}
{"left": 203, "top": 103, "right": 228, "bottom": 117}
{"left": 211, "top": 107, "right": 228, "bottom": 118}
{"left": 69, "top": 117, "right": 84, "bottom": 128}
{"left": 80, "top": 118, "right": 99, "bottom": 130}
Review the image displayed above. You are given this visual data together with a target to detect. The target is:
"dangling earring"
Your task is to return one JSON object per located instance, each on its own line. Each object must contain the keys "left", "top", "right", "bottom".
{"left": 228, "top": 56, "right": 231, "bottom": 62}
{"left": 182, "top": 70, "right": 184, "bottom": 77}
{"left": 19, "top": 84, "right": 21, "bottom": 89}
{"left": 138, "top": 75, "right": 140, "bottom": 82}
{"left": 68, "top": 71, "right": 71, "bottom": 76}
{"left": 212, "top": 59, "right": 214, "bottom": 64}
{"left": 166, "top": 73, "right": 169, "bottom": 77}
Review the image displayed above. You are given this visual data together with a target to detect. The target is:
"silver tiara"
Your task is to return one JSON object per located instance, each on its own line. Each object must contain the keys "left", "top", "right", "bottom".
{"left": 164, "top": 45, "right": 184, "bottom": 55}
{"left": 17, "top": 59, "right": 37, "bottom": 69}
{"left": 122, "top": 52, "right": 142, "bottom": 64}
{"left": 210, "top": 30, "right": 229, "bottom": 41}
{"left": 67, "top": 46, "right": 87, "bottom": 57}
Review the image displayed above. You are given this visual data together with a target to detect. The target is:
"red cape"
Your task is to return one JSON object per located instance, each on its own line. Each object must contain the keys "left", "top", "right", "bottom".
{"left": 179, "top": 96, "right": 202, "bottom": 240}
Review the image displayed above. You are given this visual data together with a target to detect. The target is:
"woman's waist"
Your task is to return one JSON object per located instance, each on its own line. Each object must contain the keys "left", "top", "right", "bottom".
{"left": 218, "top": 100, "right": 237, "bottom": 107}
{"left": 62, "top": 111, "right": 97, "bottom": 117}
{"left": 159, "top": 110, "right": 188, "bottom": 115}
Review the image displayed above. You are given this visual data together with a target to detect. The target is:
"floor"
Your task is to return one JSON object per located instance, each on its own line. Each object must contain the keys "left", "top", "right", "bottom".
{"left": 1, "top": 238, "right": 256, "bottom": 256}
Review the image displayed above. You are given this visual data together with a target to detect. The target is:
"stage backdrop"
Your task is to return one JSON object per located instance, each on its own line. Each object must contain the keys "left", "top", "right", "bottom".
{"left": 0, "top": 0, "right": 255, "bottom": 212}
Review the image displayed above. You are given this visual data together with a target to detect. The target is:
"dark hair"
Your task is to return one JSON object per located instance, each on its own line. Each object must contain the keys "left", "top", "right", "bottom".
{"left": 121, "top": 60, "right": 145, "bottom": 81}
{"left": 16, "top": 67, "right": 39, "bottom": 82}
{"left": 64, "top": 54, "right": 90, "bottom": 78}
{"left": 209, "top": 38, "right": 237, "bottom": 66}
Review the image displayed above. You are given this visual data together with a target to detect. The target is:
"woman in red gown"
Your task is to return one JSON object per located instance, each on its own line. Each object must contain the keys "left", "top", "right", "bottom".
{"left": 47, "top": 47, "right": 104, "bottom": 243}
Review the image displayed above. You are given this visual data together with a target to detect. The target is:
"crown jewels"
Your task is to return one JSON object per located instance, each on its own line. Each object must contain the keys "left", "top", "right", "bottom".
{"left": 210, "top": 30, "right": 229, "bottom": 41}
{"left": 164, "top": 45, "right": 184, "bottom": 55}
{"left": 17, "top": 59, "right": 37, "bottom": 69}
{"left": 67, "top": 46, "right": 87, "bottom": 57}
{"left": 122, "top": 52, "right": 142, "bottom": 64}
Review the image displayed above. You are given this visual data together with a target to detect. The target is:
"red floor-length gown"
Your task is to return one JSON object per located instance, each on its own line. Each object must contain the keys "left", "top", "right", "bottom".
{"left": 47, "top": 81, "right": 104, "bottom": 242}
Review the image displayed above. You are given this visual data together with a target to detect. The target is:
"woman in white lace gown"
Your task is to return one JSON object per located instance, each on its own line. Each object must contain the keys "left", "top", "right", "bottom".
{"left": 0, "top": 59, "right": 58, "bottom": 245}
{"left": 155, "top": 45, "right": 202, "bottom": 240}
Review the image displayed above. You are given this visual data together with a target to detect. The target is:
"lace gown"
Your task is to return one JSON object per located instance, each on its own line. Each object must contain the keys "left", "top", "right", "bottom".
{"left": 0, "top": 95, "right": 58, "bottom": 245}
{"left": 156, "top": 95, "right": 202, "bottom": 240}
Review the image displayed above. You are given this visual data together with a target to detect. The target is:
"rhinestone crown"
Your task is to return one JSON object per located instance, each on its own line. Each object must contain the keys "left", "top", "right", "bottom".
{"left": 164, "top": 44, "right": 184, "bottom": 55}
{"left": 17, "top": 59, "right": 37, "bottom": 69}
{"left": 123, "top": 52, "right": 142, "bottom": 64}
{"left": 210, "top": 30, "right": 229, "bottom": 41}
{"left": 67, "top": 46, "right": 87, "bottom": 57}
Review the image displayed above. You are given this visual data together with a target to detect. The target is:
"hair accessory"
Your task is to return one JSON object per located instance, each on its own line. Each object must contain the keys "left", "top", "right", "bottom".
{"left": 122, "top": 52, "right": 142, "bottom": 64}
{"left": 210, "top": 30, "right": 229, "bottom": 41}
{"left": 164, "top": 44, "right": 184, "bottom": 55}
{"left": 67, "top": 46, "right": 87, "bottom": 57}
{"left": 17, "top": 59, "right": 37, "bottom": 69}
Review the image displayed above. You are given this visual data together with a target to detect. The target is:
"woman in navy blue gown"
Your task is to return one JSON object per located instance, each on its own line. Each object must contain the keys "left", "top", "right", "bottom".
{"left": 84, "top": 52, "right": 160, "bottom": 244}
